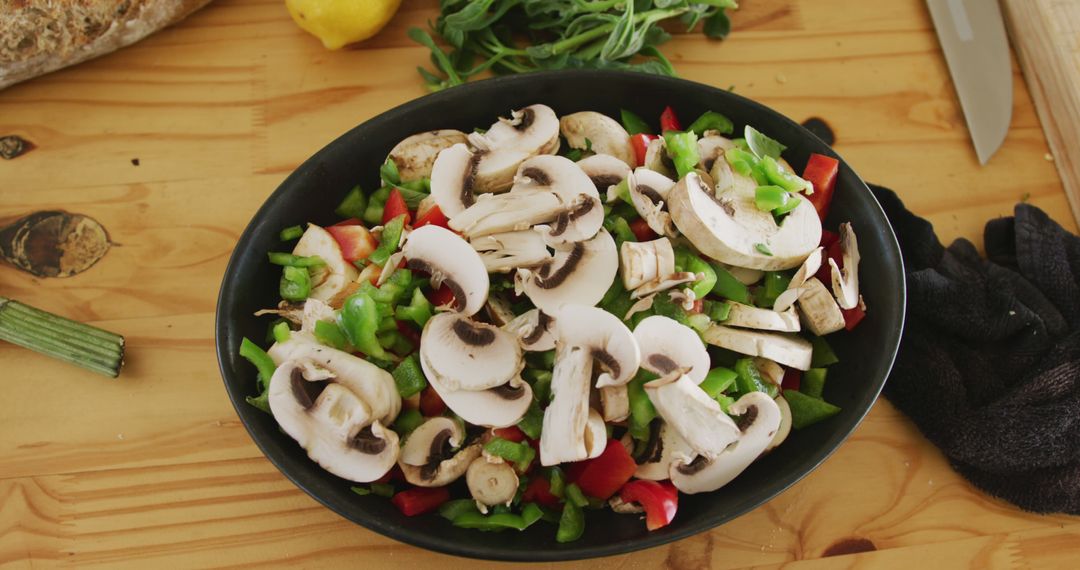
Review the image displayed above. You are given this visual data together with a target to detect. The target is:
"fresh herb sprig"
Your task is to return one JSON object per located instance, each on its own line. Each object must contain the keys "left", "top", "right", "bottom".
{"left": 411, "top": 0, "right": 738, "bottom": 91}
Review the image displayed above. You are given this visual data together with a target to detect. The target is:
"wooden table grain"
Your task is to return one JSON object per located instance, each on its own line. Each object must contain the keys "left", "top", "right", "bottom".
{"left": 2, "top": 0, "right": 1078, "bottom": 567}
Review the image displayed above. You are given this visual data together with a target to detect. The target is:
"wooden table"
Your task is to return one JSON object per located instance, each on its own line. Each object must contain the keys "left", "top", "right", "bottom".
{"left": 2, "top": 0, "right": 1078, "bottom": 567}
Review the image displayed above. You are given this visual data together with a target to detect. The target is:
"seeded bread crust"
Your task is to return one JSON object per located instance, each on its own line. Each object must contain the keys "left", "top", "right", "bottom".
{"left": 0, "top": 0, "right": 213, "bottom": 90}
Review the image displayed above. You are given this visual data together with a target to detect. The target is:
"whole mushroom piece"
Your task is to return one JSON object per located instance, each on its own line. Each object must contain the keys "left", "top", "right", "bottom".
{"left": 399, "top": 417, "right": 483, "bottom": 487}
{"left": 559, "top": 111, "right": 636, "bottom": 168}
{"left": 388, "top": 129, "right": 469, "bottom": 183}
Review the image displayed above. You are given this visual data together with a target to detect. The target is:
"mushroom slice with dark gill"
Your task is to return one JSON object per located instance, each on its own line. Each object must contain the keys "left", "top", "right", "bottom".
{"left": 670, "top": 391, "right": 781, "bottom": 494}
{"left": 430, "top": 143, "right": 531, "bottom": 217}
{"left": 517, "top": 228, "right": 619, "bottom": 311}
{"left": 469, "top": 104, "right": 561, "bottom": 157}
{"left": 419, "top": 312, "right": 523, "bottom": 391}
{"left": 633, "top": 315, "right": 711, "bottom": 384}
{"left": 420, "top": 352, "right": 535, "bottom": 427}
{"left": 577, "top": 153, "right": 631, "bottom": 197}
{"left": 634, "top": 420, "right": 695, "bottom": 481}
{"left": 626, "top": 168, "right": 677, "bottom": 238}
{"left": 399, "top": 417, "right": 482, "bottom": 487}
{"left": 471, "top": 230, "right": 551, "bottom": 273}
{"left": 401, "top": 225, "right": 490, "bottom": 316}
{"left": 503, "top": 308, "right": 556, "bottom": 352}
{"left": 643, "top": 369, "right": 740, "bottom": 460}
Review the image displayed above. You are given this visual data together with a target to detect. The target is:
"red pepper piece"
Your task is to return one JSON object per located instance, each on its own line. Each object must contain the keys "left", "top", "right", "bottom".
{"left": 781, "top": 368, "right": 802, "bottom": 391}
{"left": 413, "top": 205, "right": 449, "bottom": 229}
{"left": 492, "top": 426, "right": 527, "bottom": 443}
{"left": 573, "top": 439, "right": 638, "bottom": 500}
{"left": 659, "top": 105, "right": 682, "bottom": 132}
{"left": 816, "top": 238, "right": 843, "bottom": 286}
{"left": 629, "top": 218, "right": 658, "bottom": 242}
{"left": 820, "top": 229, "right": 839, "bottom": 249}
{"left": 842, "top": 303, "right": 866, "bottom": 331}
{"left": 689, "top": 299, "right": 705, "bottom": 314}
{"left": 426, "top": 284, "right": 456, "bottom": 308}
{"left": 802, "top": 153, "right": 839, "bottom": 221}
{"left": 522, "top": 476, "right": 561, "bottom": 507}
{"left": 382, "top": 188, "right": 412, "bottom": 226}
{"left": 419, "top": 386, "right": 446, "bottom": 417}
{"left": 326, "top": 224, "right": 378, "bottom": 263}
{"left": 331, "top": 218, "right": 362, "bottom": 227}
{"left": 391, "top": 486, "right": 450, "bottom": 516}
{"left": 619, "top": 480, "right": 678, "bottom": 531}
{"left": 374, "top": 465, "right": 403, "bottom": 484}
{"left": 630, "top": 133, "right": 659, "bottom": 167}
{"left": 395, "top": 320, "right": 422, "bottom": 348}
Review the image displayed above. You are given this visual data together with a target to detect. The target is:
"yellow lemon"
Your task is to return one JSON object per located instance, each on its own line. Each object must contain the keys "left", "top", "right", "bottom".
{"left": 286, "top": 0, "right": 402, "bottom": 50}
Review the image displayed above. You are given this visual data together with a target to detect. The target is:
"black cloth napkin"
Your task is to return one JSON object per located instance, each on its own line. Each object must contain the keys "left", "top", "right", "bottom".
{"left": 869, "top": 185, "right": 1080, "bottom": 515}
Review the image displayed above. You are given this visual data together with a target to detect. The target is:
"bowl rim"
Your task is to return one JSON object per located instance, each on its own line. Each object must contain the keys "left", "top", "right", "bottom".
{"left": 215, "top": 69, "right": 906, "bottom": 561}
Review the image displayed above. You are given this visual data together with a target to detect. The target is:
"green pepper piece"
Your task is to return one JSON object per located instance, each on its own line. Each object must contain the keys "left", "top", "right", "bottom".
{"left": 745, "top": 125, "right": 787, "bottom": 160}
{"left": 335, "top": 185, "right": 368, "bottom": 220}
{"left": 715, "top": 393, "right": 735, "bottom": 414}
{"left": 650, "top": 293, "right": 690, "bottom": 326}
{"left": 279, "top": 265, "right": 312, "bottom": 301}
{"left": 810, "top": 336, "right": 840, "bottom": 367}
{"left": 604, "top": 216, "right": 637, "bottom": 247}
{"left": 725, "top": 147, "right": 758, "bottom": 178}
{"left": 564, "top": 483, "right": 589, "bottom": 507}
{"left": 662, "top": 131, "right": 700, "bottom": 179}
{"left": 759, "top": 155, "right": 811, "bottom": 194}
{"left": 707, "top": 300, "right": 732, "bottom": 322}
{"left": 363, "top": 186, "right": 392, "bottom": 225}
{"left": 268, "top": 252, "right": 326, "bottom": 268}
{"left": 520, "top": 502, "right": 544, "bottom": 527}
{"left": 628, "top": 370, "right": 659, "bottom": 441}
{"left": 699, "top": 367, "right": 738, "bottom": 399}
{"left": 371, "top": 483, "right": 395, "bottom": 498}
{"left": 772, "top": 195, "right": 803, "bottom": 218}
{"left": 754, "top": 185, "right": 790, "bottom": 212}
{"left": 609, "top": 179, "right": 633, "bottom": 206}
{"left": 684, "top": 253, "right": 717, "bottom": 299}
{"left": 599, "top": 279, "right": 636, "bottom": 322}
{"left": 735, "top": 358, "right": 777, "bottom": 398}
{"left": 339, "top": 291, "right": 390, "bottom": 360}
{"left": 391, "top": 354, "right": 427, "bottom": 398}
{"left": 556, "top": 501, "right": 585, "bottom": 543}
{"left": 523, "top": 369, "right": 553, "bottom": 403}
{"left": 784, "top": 389, "right": 841, "bottom": 429}
{"left": 801, "top": 368, "right": 828, "bottom": 399}
{"left": 239, "top": 337, "right": 276, "bottom": 391}
{"left": 548, "top": 467, "right": 566, "bottom": 498}
{"left": 711, "top": 264, "right": 753, "bottom": 304}
{"left": 392, "top": 408, "right": 424, "bottom": 438}
{"left": 620, "top": 109, "right": 652, "bottom": 135}
{"left": 484, "top": 438, "right": 535, "bottom": 472}
{"left": 279, "top": 225, "right": 304, "bottom": 241}
{"left": 313, "top": 320, "right": 349, "bottom": 350}
{"left": 517, "top": 399, "right": 544, "bottom": 440}
{"left": 350, "top": 486, "right": 371, "bottom": 496}
{"left": 380, "top": 157, "right": 401, "bottom": 186}
{"left": 687, "top": 110, "right": 734, "bottom": 136}
{"left": 368, "top": 214, "right": 406, "bottom": 267}
{"left": 452, "top": 512, "right": 525, "bottom": 531}
{"left": 439, "top": 499, "right": 479, "bottom": 521}
{"left": 395, "top": 287, "right": 433, "bottom": 328}
{"left": 271, "top": 321, "right": 291, "bottom": 343}
{"left": 758, "top": 271, "right": 793, "bottom": 308}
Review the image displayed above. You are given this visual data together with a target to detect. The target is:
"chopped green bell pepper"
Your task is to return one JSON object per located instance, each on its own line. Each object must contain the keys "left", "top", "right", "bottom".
{"left": 395, "top": 287, "right": 433, "bottom": 328}
{"left": 662, "top": 131, "right": 700, "bottom": 179}
{"left": 279, "top": 265, "right": 312, "bottom": 301}
{"left": 801, "top": 368, "right": 828, "bottom": 399}
{"left": 335, "top": 185, "right": 368, "bottom": 220}
{"left": 620, "top": 109, "right": 652, "bottom": 135}
{"left": 391, "top": 354, "right": 427, "bottom": 398}
{"left": 735, "top": 357, "right": 777, "bottom": 398}
{"left": 810, "top": 336, "right": 840, "bottom": 367}
{"left": 339, "top": 291, "right": 390, "bottom": 360}
{"left": 745, "top": 125, "right": 787, "bottom": 160}
{"left": 367, "top": 214, "right": 406, "bottom": 267}
{"left": 699, "top": 366, "right": 738, "bottom": 399}
{"left": 268, "top": 252, "right": 326, "bottom": 268}
{"left": 784, "top": 389, "right": 841, "bottom": 429}
{"left": 711, "top": 264, "right": 753, "bottom": 304}
{"left": 279, "top": 225, "right": 304, "bottom": 241}
{"left": 687, "top": 110, "right": 734, "bottom": 135}
{"left": 556, "top": 501, "right": 585, "bottom": 543}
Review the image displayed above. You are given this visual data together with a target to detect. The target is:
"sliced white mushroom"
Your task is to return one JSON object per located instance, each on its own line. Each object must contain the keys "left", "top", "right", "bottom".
{"left": 292, "top": 224, "right": 360, "bottom": 302}
{"left": 470, "top": 104, "right": 560, "bottom": 156}
{"left": 388, "top": 129, "right": 469, "bottom": 182}
{"left": 633, "top": 315, "right": 711, "bottom": 384}
{"left": 376, "top": 251, "right": 405, "bottom": 287}
{"left": 503, "top": 309, "right": 556, "bottom": 352}
{"left": 829, "top": 222, "right": 861, "bottom": 309}
{"left": 600, "top": 385, "right": 630, "bottom": 422}
{"left": 631, "top": 272, "right": 700, "bottom": 299}
{"left": 724, "top": 302, "right": 801, "bottom": 332}
{"left": 584, "top": 407, "right": 609, "bottom": 459}
{"left": 268, "top": 360, "right": 399, "bottom": 483}
{"left": 400, "top": 441, "right": 483, "bottom": 487}
{"left": 623, "top": 293, "right": 657, "bottom": 321}
{"left": 670, "top": 391, "right": 782, "bottom": 494}
{"left": 481, "top": 296, "right": 516, "bottom": 327}
{"left": 751, "top": 357, "right": 785, "bottom": 387}
{"left": 668, "top": 172, "right": 822, "bottom": 270}
{"left": 667, "top": 288, "right": 698, "bottom": 312}
{"left": 722, "top": 264, "right": 765, "bottom": 286}
{"left": 467, "top": 455, "right": 520, "bottom": 508}
{"left": 421, "top": 353, "right": 534, "bottom": 427}
{"left": 299, "top": 298, "right": 336, "bottom": 334}
{"left": 701, "top": 324, "right": 813, "bottom": 371}
{"left": 697, "top": 135, "right": 736, "bottom": 173}
{"left": 400, "top": 416, "right": 463, "bottom": 466}
{"left": 472, "top": 230, "right": 551, "bottom": 273}
{"left": 773, "top": 247, "right": 823, "bottom": 312}
{"left": 269, "top": 334, "right": 401, "bottom": 425}
{"left": 402, "top": 225, "right": 489, "bottom": 316}
{"left": 540, "top": 305, "right": 640, "bottom": 465}
{"left": 430, "top": 144, "right": 532, "bottom": 217}
{"left": 619, "top": 237, "right": 676, "bottom": 291}
{"left": 627, "top": 168, "right": 677, "bottom": 237}
{"left": 644, "top": 137, "right": 675, "bottom": 178}
{"left": 644, "top": 371, "right": 740, "bottom": 460}
{"left": 765, "top": 395, "right": 792, "bottom": 452}
{"left": 559, "top": 111, "right": 635, "bottom": 168}
{"left": 634, "top": 421, "right": 695, "bottom": 481}
{"left": 517, "top": 229, "right": 619, "bottom": 311}
{"left": 609, "top": 496, "right": 645, "bottom": 514}
{"left": 577, "top": 153, "right": 632, "bottom": 195}
{"left": 449, "top": 189, "right": 565, "bottom": 238}
{"left": 797, "top": 277, "right": 846, "bottom": 336}
{"left": 419, "top": 312, "right": 523, "bottom": 391}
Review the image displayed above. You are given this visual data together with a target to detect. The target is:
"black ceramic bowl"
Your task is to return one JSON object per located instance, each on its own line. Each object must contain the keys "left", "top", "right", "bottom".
{"left": 216, "top": 70, "right": 905, "bottom": 562}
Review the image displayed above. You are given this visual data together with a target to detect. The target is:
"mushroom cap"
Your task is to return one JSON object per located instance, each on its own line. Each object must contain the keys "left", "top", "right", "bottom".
{"left": 550, "top": 303, "right": 641, "bottom": 388}
{"left": 518, "top": 228, "right": 619, "bottom": 312}
{"left": 402, "top": 225, "right": 489, "bottom": 316}
{"left": 473, "top": 104, "right": 560, "bottom": 156}
{"left": 420, "top": 351, "right": 534, "bottom": 427}
{"left": 268, "top": 361, "right": 399, "bottom": 483}
{"left": 503, "top": 308, "right": 556, "bottom": 352}
{"left": 399, "top": 416, "right": 463, "bottom": 466}
{"left": 668, "top": 172, "right": 822, "bottom": 271}
{"left": 559, "top": 111, "right": 636, "bottom": 168}
{"left": 292, "top": 224, "right": 360, "bottom": 302}
{"left": 269, "top": 334, "right": 401, "bottom": 425}
{"left": 419, "top": 312, "right": 523, "bottom": 391}
{"left": 670, "top": 391, "right": 782, "bottom": 494}
{"left": 388, "top": 129, "right": 469, "bottom": 183}
{"left": 400, "top": 442, "right": 483, "bottom": 488}
{"left": 701, "top": 324, "right": 813, "bottom": 371}
{"left": 634, "top": 420, "right": 695, "bottom": 481}
{"left": 633, "top": 315, "right": 711, "bottom": 384}
{"left": 577, "top": 153, "right": 631, "bottom": 195}
{"left": 471, "top": 230, "right": 551, "bottom": 274}
{"left": 644, "top": 371, "right": 740, "bottom": 459}
{"left": 466, "top": 456, "right": 520, "bottom": 507}
{"left": 723, "top": 302, "right": 802, "bottom": 332}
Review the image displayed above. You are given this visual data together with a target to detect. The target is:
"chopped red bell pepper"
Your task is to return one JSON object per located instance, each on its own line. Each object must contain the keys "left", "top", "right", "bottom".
{"left": 819, "top": 229, "right": 839, "bottom": 249}
{"left": 630, "top": 133, "right": 659, "bottom": 167}
{"left": 572, "top": 439, "right": 638, "bottom": 500}
{"left": 619, "top": 480, "right": 678, "bottom": 531}
{"left": 842, "top": 303, "right": 866, "bottom": 331}
{"left": 816, "top": 238, "right": 843, "bottom": 286}
{"left": 331, "top": 218, "right": 362, "bottom": 227}
{"left": 395, "top": 320, "right": 422, "bottom": 348}
{"left": 426, "top": 284, "right": 455, "bottom": 308}
{"left": 522, "top": 476, "right": 561, "bottom": 507}
{"left": 382, "top": 188, "right": 412, "bottom": 226}
{"left": 413, "top": 205, "right": 449, "bottom": 229}
{"left": 781, "top": 368, "right": 802, "bottom": 391}
{"left": 492, "top": 426, "right": 527, "bottom": 443}
{"left": 326, "top": 224, "right": 378, "bottom": 263}
{"left": 374, "top": 465, "right": 403, "bottom": 484}
{"left": 419, "top": 386, "right": 446, "bottom": 417}
{"left": 803, "top": 153, "right": 839, "bottom": 221}
{"left": 629, "top": 218, "right": 658, "bottom": 242}
{"left": 659, "top": 105, "right": 682, "bottom": 132}
{"left": 689, "top": 299, "right": 705, "bottom": 314}
{"left": 391, "top": 486, "right": 450, "bottom": 516}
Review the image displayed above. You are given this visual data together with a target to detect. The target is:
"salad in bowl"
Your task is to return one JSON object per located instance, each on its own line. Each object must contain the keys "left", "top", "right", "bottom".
{"left": 237, "top": 102, "right": 864, "bottom": 542}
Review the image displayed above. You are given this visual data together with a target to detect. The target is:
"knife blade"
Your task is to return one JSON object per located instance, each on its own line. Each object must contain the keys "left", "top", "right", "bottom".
{"left": 926, "top": 0, "right": 1013, "bottom": 164}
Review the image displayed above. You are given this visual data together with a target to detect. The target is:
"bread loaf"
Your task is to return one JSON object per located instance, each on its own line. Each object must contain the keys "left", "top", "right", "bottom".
{"left": 0, "top": 0, "right": 213, "bottom": 90}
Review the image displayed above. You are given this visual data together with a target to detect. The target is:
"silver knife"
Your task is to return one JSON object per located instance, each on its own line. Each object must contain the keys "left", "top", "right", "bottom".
{"left": 926, "top": 0, "right": 1013, "bottom": 164}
